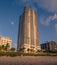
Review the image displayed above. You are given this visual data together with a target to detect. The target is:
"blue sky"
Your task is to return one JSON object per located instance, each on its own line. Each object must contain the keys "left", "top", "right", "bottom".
{"left": 0, "top": 0, "right": 57, "bottom": 47}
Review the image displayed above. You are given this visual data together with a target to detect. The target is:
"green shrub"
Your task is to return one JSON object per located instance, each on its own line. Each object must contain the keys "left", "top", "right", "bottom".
{"left": 0, "top": 52, "right": 57, "bottom": 57}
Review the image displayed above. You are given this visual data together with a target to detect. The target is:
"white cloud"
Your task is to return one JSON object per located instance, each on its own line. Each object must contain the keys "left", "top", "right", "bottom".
{"left": 52, "top": 14, "right": 57, "bottom": 20}
{"left": 11, "top": 21, "right": 14, "bottom": 25}
{"left": 40, "top": 16, "right": 52, "bottom": 25}
{"left": 13, "top": 0, "right": 57, "bottom": 13}
{"left": 55, "top": 24, "right": 57, "bottom": 33}
{"left": 37, "top": 0, "right": 57, "bottom": 13}
{"left": 40, "top": 14, "right": 57, "bottom": 33}
{"left": 40, "top": 14, "right": 57, "bottom": 25}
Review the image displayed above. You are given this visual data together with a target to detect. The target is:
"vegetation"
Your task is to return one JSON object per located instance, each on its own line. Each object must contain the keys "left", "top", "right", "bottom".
{"left": 0, "top": 45, "right": 57, "bottom": 57}
{"left": 0, "top": 51, "right": 57, "bottom": 57}
{"left": 0, "top": 43, "right": 9, "bottom": 52}
{"left": 10, "top": 48, "right": 15, "bottom": 52}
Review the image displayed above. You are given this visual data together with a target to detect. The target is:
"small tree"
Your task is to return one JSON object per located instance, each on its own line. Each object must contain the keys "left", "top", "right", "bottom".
{"left": 0, "top": 45, "right": 2, "bottom": 51}
{"left": 27, "top": 48, "right": 30, "bottom": 53}
{"left": 23, "top": 47, "right": 25, "bottom": 50}
{"left": 1, "top": 45, "right": 5, "bottom": 52}
{"left": 5, "top": 43, "right": 9, "bottom": 51}
{"left": 10, "top": 48, "right": 15, "bottom": 52}
{"left": 2, "top": 45, "right": 5, "bottom": 50}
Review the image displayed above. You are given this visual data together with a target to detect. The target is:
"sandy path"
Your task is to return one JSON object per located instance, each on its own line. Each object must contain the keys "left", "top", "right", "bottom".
{"left": 0, "top": 56, "right": 57, "bottom": 65}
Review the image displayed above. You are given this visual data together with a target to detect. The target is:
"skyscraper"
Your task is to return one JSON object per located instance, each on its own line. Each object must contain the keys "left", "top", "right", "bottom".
{"left": 17, "top": 6, "right": 41, "bottom": 53}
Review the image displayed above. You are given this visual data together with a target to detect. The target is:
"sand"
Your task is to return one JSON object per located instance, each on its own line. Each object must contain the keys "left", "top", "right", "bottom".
{"left": 0, "top": 56, "right": 57, "bottom": 65}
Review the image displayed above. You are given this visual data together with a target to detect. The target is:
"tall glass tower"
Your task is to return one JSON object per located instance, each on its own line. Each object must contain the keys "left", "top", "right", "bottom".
{"left": 17, "top": 6, "right": 41, "bottom": 53}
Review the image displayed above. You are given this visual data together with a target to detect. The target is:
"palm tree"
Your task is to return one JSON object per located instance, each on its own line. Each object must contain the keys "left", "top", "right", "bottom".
{"left": 1, "top": 45, "right": 5, "bottom": 52}
{"left": 5, "top": 43, "right": 9, "bottom": 51}
{"left": 2, "top": 45, "right": 5, "bottom": 50}
{"left": 0, "top": 44, "right": 9, "bottom": 52}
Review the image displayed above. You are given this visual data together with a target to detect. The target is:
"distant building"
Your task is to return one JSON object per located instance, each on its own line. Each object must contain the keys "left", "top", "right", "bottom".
{"left": 0, "top": 36, "right": 12, "bottom": 50}
{"left": 17, "top": 6, "right": 41, "bottom": 53}
{"left": 41, "top": 41, "right": 57, "bottom": 51}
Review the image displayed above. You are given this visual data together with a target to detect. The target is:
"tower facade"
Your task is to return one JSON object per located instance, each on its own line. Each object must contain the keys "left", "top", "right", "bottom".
{"left": 17, "top": 6, "right": 41, "bottom": 53}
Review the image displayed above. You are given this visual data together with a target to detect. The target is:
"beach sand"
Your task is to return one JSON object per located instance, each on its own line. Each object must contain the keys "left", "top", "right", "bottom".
{"left": 0, "top": 56, "right": 57, "bottom": 65}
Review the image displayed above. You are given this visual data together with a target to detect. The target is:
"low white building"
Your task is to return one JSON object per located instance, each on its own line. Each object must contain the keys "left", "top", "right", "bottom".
{"left": 0, "top": 36, "right": 12, "bottom": 50}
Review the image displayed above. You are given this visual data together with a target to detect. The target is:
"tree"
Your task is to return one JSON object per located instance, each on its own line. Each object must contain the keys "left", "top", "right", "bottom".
{"left": 1, "top": 45, "right": 5, "bottom": 52}
{"left": 1, "top": 45, "right": 5, "bottom": 50}
{"left": 10, "top": 48, "right": 15, "bottom": 52}
{"left": 27, "top": 48, "right": 30, "bottom": 53}
{"left": 0, "top": 43, "right": 9, "bottom": 52}
{"left": 30, "top": 49, "right": 35, "bottom": 52}
{"left": 23, "top": 47, "right": 25, "bottom": 50}
{"left": 5, "top": 43, "right": 9, "bottom": 51}
{"left": 0, "top": 45, "right": 2, "bottom": 51}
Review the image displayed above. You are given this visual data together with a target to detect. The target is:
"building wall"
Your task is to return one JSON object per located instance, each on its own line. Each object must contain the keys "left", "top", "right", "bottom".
{"left": 0, "top": 36, "right": 12, "bottom": 49}
{"left": 41, "top": 41, "right": 57, "bottom": 51}
{"left": 17, "top": 6, "right": 41, "bottom": 53}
